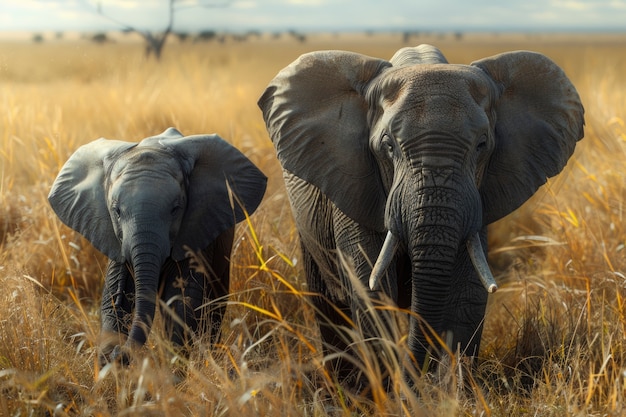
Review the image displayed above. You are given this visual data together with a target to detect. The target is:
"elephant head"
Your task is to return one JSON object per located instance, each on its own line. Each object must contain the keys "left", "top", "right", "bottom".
{"left": 259, "top": 45, "right": 584, "bottom": 368}
{"left": 49, "top": 127, "right": 267, "bottom": 351}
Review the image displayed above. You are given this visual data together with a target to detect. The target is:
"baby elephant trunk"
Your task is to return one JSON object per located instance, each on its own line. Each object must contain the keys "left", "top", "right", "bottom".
{"left": 125, "top": 231, "right": 170, "bottom": 349}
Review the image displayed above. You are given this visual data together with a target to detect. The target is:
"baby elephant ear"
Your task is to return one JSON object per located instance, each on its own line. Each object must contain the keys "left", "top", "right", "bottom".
{"left": 48, "top": 139, "right": 136, "bottom": 262}
{"left": 472, "top": 51, "right": 585, "bottom": 224}
{"left": 161, "top": 134, "right": 267, "bottom": 261}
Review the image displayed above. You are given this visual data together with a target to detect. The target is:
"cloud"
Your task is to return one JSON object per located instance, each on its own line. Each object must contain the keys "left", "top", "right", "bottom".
{"left": 609, "top": 0, "right": 626, "bottom": 8}
{"left": 94, "top": 0, "right": 167, "bottom": 8}
{"left": 550, "top": 0, "right": 594, "bottom": 11}
{"left": 2, "top": 0, "right": 624, "bottom": 32}
{"left": 285, "top": 0, "right": 327, "bottom": 6}
{"left": 234, "top": 1, "right": 257, "bottom": 9}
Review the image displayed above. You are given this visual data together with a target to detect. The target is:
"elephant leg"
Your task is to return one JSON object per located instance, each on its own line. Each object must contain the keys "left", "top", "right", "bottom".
{"left": 159, "top": 257, "right": 210, "bottom": 352}
{"left": 332, "top": 208, "right": 400, "bottom": 391}
{"left": 159, "top": 258, "right": 200, "bottom": 351}
{"left": 99, "top": 259, "right": 135, "bottom": 365}
{"left": 285, "top": 172, "right": 394, "bottom": 388}
{"left": 199, "top": 227, "right": 234, "bottom": 345}
{"left": 285, "top": 173, "right": 354, "bottom": 382}
{"left": 159, "top": 227, "right": 234, "bottom": 352}
{"left": 285, "top": 172, "right": 398, "bottom": 390}
{"left": 332, "top": 207, "right": 398, "bottom": 334}
{"left": 300, "top": 238, "right": 354, "bottom": 383}
{"left": 443, "top": 231, "right": 489, "bottom": 362}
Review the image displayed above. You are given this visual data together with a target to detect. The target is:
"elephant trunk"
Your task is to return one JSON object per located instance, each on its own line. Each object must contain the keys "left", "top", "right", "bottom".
{"left": 381, "top": 177, "right": 492, "bottom": 366}
{"left": 407, "top": 228, "right": 459, "bottom": 365}
{"left": 370, "top": 165, "right": 497, "bottom": 294}
{"left": 125, "top": 229, "right": 169, "bottom": 348}
{"left": 407, "top": 208, "right": 462, "bottom": 364}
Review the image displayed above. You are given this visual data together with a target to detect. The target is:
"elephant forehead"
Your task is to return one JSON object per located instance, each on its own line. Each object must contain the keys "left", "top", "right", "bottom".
{"left": 395, "top": 93, "right": 489, "bottom": 130}
{"left": 379, "top": 66, "right": 494, "bottom": 137}
{"left": 108, "top": 172, "right": 183, "bottom": 209}
{"left": 390, "top": 64, "right": 493, "bottom": 103}
{"left": 110, "top": 148, "right": 186, "bottom": 182}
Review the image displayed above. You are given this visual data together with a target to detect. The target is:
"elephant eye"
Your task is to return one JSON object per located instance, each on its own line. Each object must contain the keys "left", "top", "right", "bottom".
{"left": 112, "top": 205, "right": 121, "bottom": 219}
{"left": 382, "top": 134, "right": 394, "bottom": 157}
{"left": 171, "top": 205, "right": 182, "bottom": 216}
{"left": 476, "top": 135, "right": 488, "bottom": 152}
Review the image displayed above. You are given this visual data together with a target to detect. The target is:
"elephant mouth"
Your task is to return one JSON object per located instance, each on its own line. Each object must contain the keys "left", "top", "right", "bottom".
{"left": 369, "top": 230, "right": 497, "bottom": 293}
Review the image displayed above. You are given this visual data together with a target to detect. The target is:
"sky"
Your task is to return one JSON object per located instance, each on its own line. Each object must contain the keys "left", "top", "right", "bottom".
{"left": 1, "top": 0, "right": 625, "bottom": 33}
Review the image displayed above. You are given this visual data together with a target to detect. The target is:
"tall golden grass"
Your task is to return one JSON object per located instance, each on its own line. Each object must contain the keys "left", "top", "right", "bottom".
{"left": 1, "top": 33, "right": 625, "bottom": 415}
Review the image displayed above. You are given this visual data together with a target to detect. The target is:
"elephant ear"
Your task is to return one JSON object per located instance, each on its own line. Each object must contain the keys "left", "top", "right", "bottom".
{"left": 472, "top": 51, "right": 584, "bottom": 224}
{"left": 159, "top": 133, "right": 267, "bottom": 261}
{"left": 258, "top": 50, "right": 391, "bottom": 231}
{"left": 48, "top": 138, "right": 137, "bottom": 262}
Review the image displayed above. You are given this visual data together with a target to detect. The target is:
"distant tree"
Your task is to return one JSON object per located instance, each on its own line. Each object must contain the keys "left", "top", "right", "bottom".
{"left": 91, "top": 32, "right": 109, "bottom": 43}
{"left": 32, "top": 33, "right": 44, "bottom": 43}
{"left": 246, "top": 30, "right": 262, "bottom": 39}
{"left": 84, "top": 0, "right": 231, "bottom": 60}
{"left": 195, "top": 30, "right": 218, "bottom": 42}
{"left": 402, "top": 31, "right": 420, "bottom": 43}
{"left": 287, "top": 30, "right": 306, "bottom": 43}
{"left": 175, "top": 31, "right": 190, "bottom": 42}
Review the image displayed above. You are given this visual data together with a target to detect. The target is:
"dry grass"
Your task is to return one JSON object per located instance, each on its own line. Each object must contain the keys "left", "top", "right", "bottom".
{"left": 1, "top": 32, "right": 625, "bottom": 416}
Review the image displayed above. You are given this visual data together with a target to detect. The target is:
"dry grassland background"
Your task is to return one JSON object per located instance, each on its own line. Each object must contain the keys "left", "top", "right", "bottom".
{"left": 1, "top": 32, "right": 625, "bottom": 416}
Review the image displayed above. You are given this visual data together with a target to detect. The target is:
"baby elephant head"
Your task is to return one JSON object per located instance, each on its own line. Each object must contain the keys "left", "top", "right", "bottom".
{"left": 49, "top": 127, "right": 267, "bottom": 351}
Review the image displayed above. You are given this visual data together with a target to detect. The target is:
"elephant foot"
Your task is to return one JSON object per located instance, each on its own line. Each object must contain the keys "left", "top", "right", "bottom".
{"left": 97, "top": 342, "right": 137, "bottom": 369}
{"left": 97, "top": 331, "right": 128, "bottom": 368}
{"left": 110, "top": 344, "right": 133, "bottom": 366}
{"left": 171, "top": 366, "right": 187, "bottom": 385}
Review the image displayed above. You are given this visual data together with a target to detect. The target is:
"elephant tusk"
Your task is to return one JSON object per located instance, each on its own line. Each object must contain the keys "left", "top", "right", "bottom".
{"left": 466, "top": 233, "right": 498, "bottom": 293}
{"left": 369, "top": 231, "right": 399, "bottom": 291}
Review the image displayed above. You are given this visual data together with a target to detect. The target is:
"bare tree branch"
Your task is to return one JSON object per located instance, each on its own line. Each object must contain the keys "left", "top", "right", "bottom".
{"left": 78, "top": 0, "right": 232, "bottom": 60}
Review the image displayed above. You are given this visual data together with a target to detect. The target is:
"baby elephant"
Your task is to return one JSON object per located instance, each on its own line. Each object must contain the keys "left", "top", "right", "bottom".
{"left": 49, "top": 128, "right": 267, "bottom": 366}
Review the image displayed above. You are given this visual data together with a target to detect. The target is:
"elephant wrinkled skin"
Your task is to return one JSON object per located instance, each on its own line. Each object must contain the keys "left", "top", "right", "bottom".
{"left": 259, "top": 44, "right": 584, "bottom": 385}
{"left": 49, "top": 128, "right": 267, "bottom": 366}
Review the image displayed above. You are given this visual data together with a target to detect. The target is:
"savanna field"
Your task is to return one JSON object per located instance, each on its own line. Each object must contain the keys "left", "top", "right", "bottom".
{"left": 1, "top": 32, "right": 625, "bottom": 416}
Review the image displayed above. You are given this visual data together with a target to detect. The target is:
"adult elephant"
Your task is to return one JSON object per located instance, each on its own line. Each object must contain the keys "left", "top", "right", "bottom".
{"left": 49, "top": 128, "right": 267, "bottom": 366}
{"left": 259, "top": 45, "right": 584, "bottom": 384}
